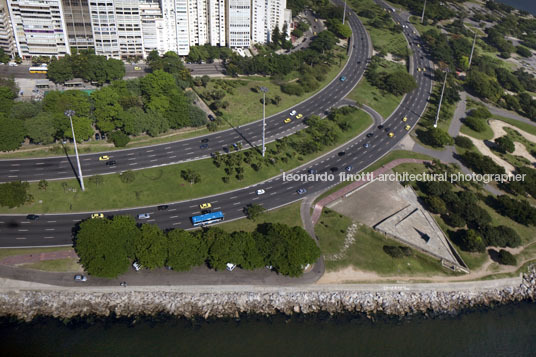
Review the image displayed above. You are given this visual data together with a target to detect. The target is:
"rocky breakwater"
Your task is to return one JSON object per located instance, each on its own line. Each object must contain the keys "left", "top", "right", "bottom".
{"left": 1, "top": 266, "right": 536, "bottom": 321}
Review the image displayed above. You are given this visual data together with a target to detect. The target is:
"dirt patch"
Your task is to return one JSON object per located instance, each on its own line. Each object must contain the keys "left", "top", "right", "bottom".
{"left": 459, "top": 133, "right": 516, "bottom": 175}
{"left": 489, "top": 119, "right": 536, "bottom": 143}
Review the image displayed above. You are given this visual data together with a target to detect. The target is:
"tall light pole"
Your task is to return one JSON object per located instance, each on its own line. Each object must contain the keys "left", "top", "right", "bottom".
{"left": 421, "top": 0, "right": 427, "bottom": 24}
{"left": 342, "top": 0, "right": 347, "bottom": 25}
{"left": 260, "top": 86, "right": 268, "bottom": 157}
{"left": 468, "top": 31, "right": 477, "bottom": 69}
{"left": 65, "top": 110, "right": 85, "bottom": 191}
{"left": 434, "top": 71, "right": 448, "bottom": 128}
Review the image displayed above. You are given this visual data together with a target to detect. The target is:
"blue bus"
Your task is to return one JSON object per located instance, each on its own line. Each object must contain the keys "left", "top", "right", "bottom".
{"left": 191, "top": 211, "right": 224, "bottom": 226}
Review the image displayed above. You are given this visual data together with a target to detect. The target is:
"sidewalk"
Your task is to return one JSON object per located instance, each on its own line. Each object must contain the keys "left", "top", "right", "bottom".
{"left": 311, "top": 158, "right": 430, "bottom": 225}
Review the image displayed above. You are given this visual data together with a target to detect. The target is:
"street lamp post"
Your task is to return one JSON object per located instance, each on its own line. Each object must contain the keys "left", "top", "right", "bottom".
{"left": 342, "top": 0, "right": 347, "bottom": 25}
{"left": 468, "top": 31, "right": 477, "bottom": 69}
{"left": 260, "top": 86, "right": 268, "bottom": 157}
{"left": 434, "top": 71, "right": 448, "bottom": 128}
{"left": 421, "top": 0, "right": 427, "bottom": 24}
{"left": 65, "top": 110, "right": 85, "bottom": 191}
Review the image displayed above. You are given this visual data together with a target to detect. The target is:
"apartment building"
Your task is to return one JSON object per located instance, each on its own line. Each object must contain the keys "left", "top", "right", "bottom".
{"left": 207, "top": 0, "right": 224, "bottom": 46}
{"left": 89, "top": 0, "right": 120, "bottom": 57}
{"left": 140, "top": 0, "right": 166, "bottom": 54}
{"left": 115, "top": 0, "right": 144, "bottom": 58}
{"left": 62, "top": 0, "right": 93, "bottom": 50}
{"left": 0, "top": 0, "right": 15, "bottom": 56}
{"left": 227, "top": 0, "right": 249, "bottom": 48}
{"left": 7, "top": 0, "right": 70, "bottom": 58}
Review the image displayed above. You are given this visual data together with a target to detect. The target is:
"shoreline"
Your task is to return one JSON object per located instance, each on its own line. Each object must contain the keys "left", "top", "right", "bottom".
{"left": 1, "top": 266, "right": 535, "bottom": 322}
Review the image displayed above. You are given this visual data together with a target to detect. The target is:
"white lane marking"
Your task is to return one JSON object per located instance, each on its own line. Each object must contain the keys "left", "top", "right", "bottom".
{"left": 147, "top": 219, "right": 155, "bottom": 222}
{"left": 146, "top": 149, "right": 154, "bottom": 153}
{"left": 35, "top": 162, "right": 45, "bottom": 165}
{"left": 16, "top": 237, "right": 26, "bottom": 240}
{"left": 148, "top": 154, "right": 156, "bottom": 157}
{"left": 127, "top": 153, "right": 135, "bottom": 156}
{"left": 230, "top": 196, "right": 238, "bottom": 199}
{"left": 233, "top": 202, "right": 241, "bottom": 205}
{"left": 20, "top": 221, "right": 30, "bottom": 224}
{"left": 168, "top": 208, "right": 176, "bottom": 212}
{"left": 128, "top": 158, "right": 135, "bottom": 160}
{"left": 150, "top": 159, "right": 158, "bottom": 162}
{"left": 170, "top": 215, "right": 179, "bottom": 219}
{"left": 164, "top": 146, "right": 171, "bottom": 150}
{"left": 8, "top": 175, "right": 18, "bottom": 178}
{"left": 189, "top": 204, "right": 198, "bottom": 208}
{"left": 45, "top": 228, "right": 55, "bottom": 231}
{"left": 129, "top": 163, "right": 138, "bottom": 166}
{"left": 44, "top": 236, "right": 55, "bottom": 239}
{"left": 47, "top": 220, "right": 56, "bottom": 223}
{"left": 172, "top": 222, "right": 182, "bottom": 225}
{"left": 72, "top": 219, "right": 80, "bottom": 222}
{"left": 169, "top": 156, "right": 176, "bottom": 159}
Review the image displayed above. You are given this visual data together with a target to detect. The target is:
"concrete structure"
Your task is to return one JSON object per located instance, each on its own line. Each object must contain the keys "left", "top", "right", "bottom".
{"left": 62, "top": 0, "right": 93, "bottom": 50}
{"left": 7, "top": 0, "right": 70, "bottom": 58}
{"left": 0, "top": 0, "right": 15, "bottom": 56}
{"left": 250, "top": 0, "right": 264, "bottom": 43}
{"left": 88, "top": 0, "right": 120, "bottom": 57}
{"left": 227, "top": 0, "right": 249, "bottom": 48}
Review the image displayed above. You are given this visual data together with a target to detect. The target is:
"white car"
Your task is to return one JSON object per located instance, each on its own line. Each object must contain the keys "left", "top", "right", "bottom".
{"left": 226, "top": 263, "right": 236, "bottom": 271}
{"left": 289, "top": 110, "right": 297, "bottom": 116}
{"left": 133, "top": 262, "right": 142, "bottom": 271}
{"left": 74, "top": 275, "right": 87, "bottom": 282}
{"left": 256, "top": 189, "right": 265, "bottom": 195}
{"left": 137, "top": 213, "right": 150, "bottom": 219}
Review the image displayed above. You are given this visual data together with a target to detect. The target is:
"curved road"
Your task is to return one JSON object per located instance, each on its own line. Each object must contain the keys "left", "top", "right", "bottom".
{"left": 0, "top": 11, "right": 369, "bottom": 183}
{"left": 0, "top": 2, "right": 433, "bottom": 248}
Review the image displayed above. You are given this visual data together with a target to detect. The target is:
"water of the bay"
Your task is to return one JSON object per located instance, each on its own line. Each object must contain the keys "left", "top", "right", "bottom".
{"left": 497, "top": 0, "right": 536, "bottom": 15}
{"left": 1, "top": 302, "right": 535, "bottom": 356}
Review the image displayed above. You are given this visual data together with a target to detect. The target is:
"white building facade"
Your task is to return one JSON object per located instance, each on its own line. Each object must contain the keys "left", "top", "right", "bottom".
{"left": 227, "top": 0, "right": 249, "bottom": 48}
{"left": 0, "top": 0, "right": 15, "bottom": 56}
{"left": 7, "top": 0, "right": 70, "bottom": 58}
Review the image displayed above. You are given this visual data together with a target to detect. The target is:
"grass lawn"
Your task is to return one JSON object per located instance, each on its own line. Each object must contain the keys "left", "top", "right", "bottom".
{"left": 1, "top": 110, "right": 373, "bottom": 214}
{"left": 495, "top": 115, "right": 536, "bottom": 136}
{"left": 21, "top": 258, "right": 82, "bottom": 272}
{"left": 315, "top": 208, "right": 353, "bottom": 257}
{"left": 314, "top": 150, "right": 434, "bottom": 204}
{"left": 459, "top": 120, "right": 494, "bottom": 141}
{"left": 0, "top": 246, "right": 72, "bottom": 260}
{"left": 325, "top": 224, "right": 452, "bottom": 275}
{"left": 194, "top": 49, "right": 348, "bottom": 127}
{"left": 346, "top": 60, "right": 405, "bottom": 119}
{"left": 217, "top": 201, "right": 302, "bottom": 233}
{"left": 408, "top": 16, "right": 436, "bottom": 34}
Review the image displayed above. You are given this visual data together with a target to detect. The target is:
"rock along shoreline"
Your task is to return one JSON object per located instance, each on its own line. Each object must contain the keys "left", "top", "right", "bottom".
{"left": 1, "top": 266, "right": 535, "bottom": 322}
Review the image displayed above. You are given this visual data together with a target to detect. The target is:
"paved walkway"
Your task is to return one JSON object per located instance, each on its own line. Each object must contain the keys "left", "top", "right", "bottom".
{"left": 311, "top": 158, "right": 430, "bottom": 225}
{"left": 467, "top": 93, "right": 536, "bottom": 127}
{"left": 0, "top": 250, "right": 78, "bottom": 266}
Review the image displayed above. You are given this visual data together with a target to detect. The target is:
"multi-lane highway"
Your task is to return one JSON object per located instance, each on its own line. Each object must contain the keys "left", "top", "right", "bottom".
{"left": 0, "top": 10, "right": 370, "bottom": 183}
{"left": 0, "top": 1, "right": 434, "bottom": 247}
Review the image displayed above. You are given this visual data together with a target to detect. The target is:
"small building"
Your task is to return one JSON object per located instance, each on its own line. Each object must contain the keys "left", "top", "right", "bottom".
{"left": 35, "top": 79, "right": 52, "bottom": 89}
{"left": 64, "top": 78, "right": 84, "bottom": 88}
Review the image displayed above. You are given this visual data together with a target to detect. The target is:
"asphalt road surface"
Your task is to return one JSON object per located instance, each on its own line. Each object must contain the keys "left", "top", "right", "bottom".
{"left": 0, "top": 1, "right": 433, "bottom": 247}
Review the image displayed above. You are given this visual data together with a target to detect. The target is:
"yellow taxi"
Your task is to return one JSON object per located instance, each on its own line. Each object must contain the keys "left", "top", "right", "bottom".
{"left": 388, "top": 132, "right": 395, "bottom": 138}
{"left": 99, "top": 155, "right": 110, "bottom": 161}
{"left": 405, "top": 125, "right": 411, "bottom": 131}
{"left": 134, "top": 66, "right": 141, "bottom": 70}
{"left": 402, "top": 116, "right": 408, "bottom": 122}
{"left": 284, "top": 118, "right": 292, "bottom": 124}
{"left": 91, "top": 213, "right": 104, "bottom": 219}
{"left": 199, "top": 203, "right": 212, "bottom": 210}
{"left": 417, "top": 67, "right": 421, "bottom": 72}
{"left": 296, "top": 113, "right": 303, "bottom": 119}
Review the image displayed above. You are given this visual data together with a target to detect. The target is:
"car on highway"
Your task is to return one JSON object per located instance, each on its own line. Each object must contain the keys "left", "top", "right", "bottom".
{"left": 284, "top": 118, "right": 291, "bottom": 124}
{"left": 201, "top": 209, "right": 212, "bottom": 214}
{"left": 200, "top": 143, "right": 208, "bottom": 149}
{"left": 201, "top": 138, "right": 209, "bottom": 143}
{"left": 26, "top": 214, "right": 39, "bottom": 221}
{"left": 402, "top": 116, "right": 408, "bottom": 122}
{"left": 388, "top": 132, "right": 395, "bottom": 138}
{"left": 99, "top": 155, "right": 110, "bottom": 161}
{"left": 137, "top": 213, "right": 151, "bottom": 219}
{"left": 405, "top": 125, "right": 411, "bottom": 131}
{"left": 384, "top": 127, "right": 390, "bottom": 132}
{"left": 134, "top": 66, "right": 141, "bottom": 70}
{"left": 106, "top": 160, "right": 116, "bottom": 166}
{"left": 157, "top": 205, "right": 169, "bottom": 210}
{"left": 377, "top": 125, "right": 384, "bottom": 130}
{"left": 223, "top": 146, "right": 229, "bottom": 153}
{"left": 74, "top": 275, "right": 87, "bottom": 282}
{"left": 363, "top": 143, "right": 370, "bottom": 148}
{"left": 256, "top": 189, "right": 265, "bottom": 195}
{"left": 297, "top": 188, "right": 307, "bottom": 195}
{"left": 199, "top": 203, "right": 212, "bottom": 210}
{"left": 308, "top": 169, "right": 317, "bottom": 174}
{"left": 345, "top": 166, "right": 352, "bottom": 171}
{"left": 340, "top": 76, "right": 346, "bottom": 82}
{"left": 296, "top": 113, "right": 303, "bottom": 119}
{"left": 226, "top": 263, "right": 236, "bottom": 271}
{"left": 232, "top": 142, "right": 241, "bottom": 150}
{"left": 330, "top": 167, "right": 338, "bottom": 172}
{"left": 417, "top": 67, "right": 421, "bottom": 72}
{"left": 290, "top": 110, "right": 297, "bottom": 116}
{"left": 91, "top": 213, "right": 104, "bottom": 219}
{"left": 366, "top": 132, "right": 374, "bottom": 138}
{"left": 338, "top": 151, "right": 345, "bottom": 156}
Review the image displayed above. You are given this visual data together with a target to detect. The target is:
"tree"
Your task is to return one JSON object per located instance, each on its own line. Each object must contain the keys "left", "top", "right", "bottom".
{"left": 497, "top": 249, "right": 517, "bottom": 265}
{"left": 91, "top": 86, "right": 123, "bottom": 133}
{"left": 0, "top": 181, "right": 30, "bottom": 208}
{"left": 109, "top": 131, "right": 130, "bottom": 147}
{"left": 460, "top": 151, "right": 505, "bottom": 175}
{"left": 494, "top": 135, "right": 515, "bottom": 153}
{"left": 47, "top": 57, "right": 73, "bottom": 83}
{"left": 231, "top": 231, "right": 264, "bottom": 270}
{"left": 425, "top": 196, "right": 447, "bottom": 214}
{"left": 207, "top": 228, "right": 241, "bottom": 270}
{"left": 457, "top": 229, "right": 486, "bottom": 252}
{"left": 181, "top": 169, "right": 201, "bottom": 184}
{"left": 134, "top": 224, "right": 168, "bottom": 269}
{"left": 120, "top": 107, "right": 150, "bottom": 136}
{"left": 166, "top": 229, "right": 208, "bottom": 271}
{"left": 201, "top": 75, "right": 210, "bottom": 87}
{"left": 25, "top": 112, "right": 56, "bottom": 144}
{"left": 38, "top": 179, "right": 48, "bottom": 191}
{"left": 245, "top": 203, "right": 266, "bottom": 221}
{"left": 464, "top": 116, "right": 487, "bottom": 132}
{"left": 516, "top": 46, "right": 532, "bottom": 58}
{"left": 0, "top": 114, "right": 25, "bottom": 151}
{"left": 417, "top": 127, "right": 454, "bottom": 148}
{"left": 310, "top": 31, "right": 338, "bottom": 53}
{"left": 454, "top": 136, "right": 474, "bottom": 149}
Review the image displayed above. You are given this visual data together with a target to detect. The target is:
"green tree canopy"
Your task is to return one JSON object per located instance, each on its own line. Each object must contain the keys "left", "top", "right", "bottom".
{"left": 134, "top": 224, "right": 168, "bottom": 269}
{"left": 166, "top": 229, "right": 208, "bottom": 271}
{"left": 0, "top": 114, "right": 25, "bottom": 151}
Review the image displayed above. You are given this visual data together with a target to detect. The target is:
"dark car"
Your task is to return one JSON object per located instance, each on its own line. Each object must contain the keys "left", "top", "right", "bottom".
{"left": 200, "top": 143, "right": 209, "bottom": 149}
{"left": 308, "top": 169, "right": 317, "bottom": 174}
{"left": 106, "top": 160, "right": 117, "bottom": 166}
{"left": 157, "top": 205, "right": 169, "bottom": 211}
{"left": 26, "top": 214, "right": 40, "bottom": 221}
{"left": 201, "top": 138, "right": 209, "bottom": 143}
{"left": 345, "top": 166, "right": 353, "bottom": 172}
{"left": 384, "top": 127, "right": 391, "bottom": 132}
{"left": 201, "top": 209, "right": 212, "bottom": 214}
{"left": 95, "top": 133, "right": 100, "bottom": 140}
{"left": 330, "top": 167, "right": 338, "bottom": 172}
{"left": 366, "top": 132, "right": 374, "bottom": 138}
{"left": 208, "top": 114, "right": 215, "bottom": 121}
{"left": 377, "top": 125, "right": 384, "bottom": 130}
{"left": 222, "top": 146, "right": 229, "bottom": 153}
{"left": 363, "top": 143, "right": 370, "bottom": 148}
{"left": 338, "top": 151, "right": 345, "bottom": 156}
